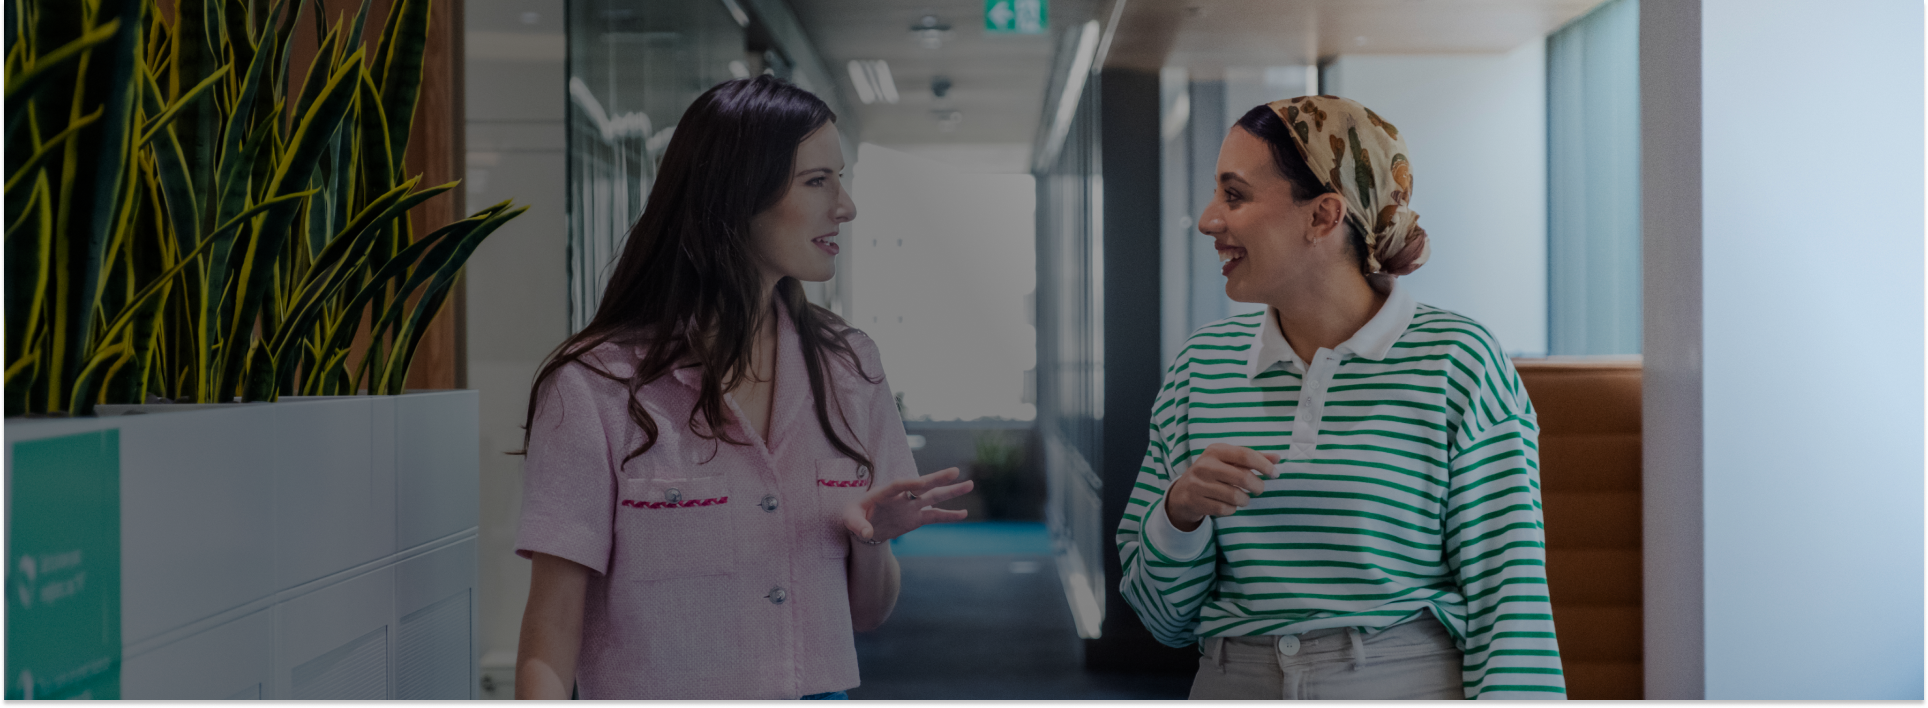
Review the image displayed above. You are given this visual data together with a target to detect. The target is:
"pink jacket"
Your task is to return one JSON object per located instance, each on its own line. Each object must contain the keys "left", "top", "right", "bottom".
{"left": 515, "top": 314, "right": 915, "bottom": 699}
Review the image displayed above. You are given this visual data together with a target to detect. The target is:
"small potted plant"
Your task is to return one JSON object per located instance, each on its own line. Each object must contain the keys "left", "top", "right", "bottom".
{"left": 969, "top": 430, "right": 1027, "bottom": 520}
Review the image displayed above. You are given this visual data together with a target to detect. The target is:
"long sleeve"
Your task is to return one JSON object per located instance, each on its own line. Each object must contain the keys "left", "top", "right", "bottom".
{"left": 1115, "top": 358, "right": 1219, "bottom": 648}
{"left": 1444, "top": 405, "right": 1566, "bottom": 699}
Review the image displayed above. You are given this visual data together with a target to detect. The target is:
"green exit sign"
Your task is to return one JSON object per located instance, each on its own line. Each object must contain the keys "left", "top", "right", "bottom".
{"left": 985, "top": 0, "right": 1047, "bottom": 34}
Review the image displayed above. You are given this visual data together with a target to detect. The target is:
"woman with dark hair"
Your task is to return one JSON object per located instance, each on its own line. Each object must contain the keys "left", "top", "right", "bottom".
{"left": 1115, "top": 97, "right": 1564, "bottom": 699}
{"left": 511, "top": 76, "right": 972, "bottom": 700}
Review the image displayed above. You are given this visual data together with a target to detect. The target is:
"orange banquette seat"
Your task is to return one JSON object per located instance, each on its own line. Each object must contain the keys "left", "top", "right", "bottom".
{"left": 1514, "top": 358, "right": 1642, "bottom": 700}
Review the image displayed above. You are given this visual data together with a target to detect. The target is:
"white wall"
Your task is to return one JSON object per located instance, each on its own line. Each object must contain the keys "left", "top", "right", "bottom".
{"left": 1697, "top": 0, "right": 1923, "bottom": 698}
{"left": 1323, "top": 43, "right": 1549, "bottom": 356}
{"left": 462, "top": 0, "right": 570, "bottom": 694}
{"left": 846, "top": 143, "right": 1038, "bottom": 421}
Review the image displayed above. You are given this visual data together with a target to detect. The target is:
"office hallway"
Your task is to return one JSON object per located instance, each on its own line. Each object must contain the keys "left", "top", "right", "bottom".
{"left": 849, "top": 523, "right": 1193, "bottom": 700}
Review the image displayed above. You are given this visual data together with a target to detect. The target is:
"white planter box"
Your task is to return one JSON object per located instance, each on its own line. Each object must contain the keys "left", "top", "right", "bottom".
{"left": 4, "top": 391, "right": 480, "bottom": 700}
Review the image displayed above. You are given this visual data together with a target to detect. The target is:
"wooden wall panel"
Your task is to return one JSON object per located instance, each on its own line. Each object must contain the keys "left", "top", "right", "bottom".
{"left": 1516, "top": 359, "right": 1644, "bottom": 700}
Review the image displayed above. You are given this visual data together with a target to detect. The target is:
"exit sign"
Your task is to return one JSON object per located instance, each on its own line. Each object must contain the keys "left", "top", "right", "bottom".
{"left": 985, "top": 0, "right": 1047, "bottom": 34}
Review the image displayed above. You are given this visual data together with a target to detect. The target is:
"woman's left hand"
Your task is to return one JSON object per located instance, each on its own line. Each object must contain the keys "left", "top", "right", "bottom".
{"left": 842, "top": 468, "right": 975, "bottom": 544}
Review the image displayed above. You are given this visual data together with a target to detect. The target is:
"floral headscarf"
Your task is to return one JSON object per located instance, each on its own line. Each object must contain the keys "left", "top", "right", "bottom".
{"left": 1267, "top": 96, "right": 1430, "bottom": 280}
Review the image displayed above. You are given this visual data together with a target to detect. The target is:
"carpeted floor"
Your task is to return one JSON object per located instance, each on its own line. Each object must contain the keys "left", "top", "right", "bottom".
{"left": 849, "top": 523, "right": 1193, "bottom": 700}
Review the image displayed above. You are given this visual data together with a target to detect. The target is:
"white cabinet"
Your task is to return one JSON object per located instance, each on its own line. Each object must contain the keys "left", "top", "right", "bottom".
{"left": 6, "top": 391, "right": 480, "bottom": 700}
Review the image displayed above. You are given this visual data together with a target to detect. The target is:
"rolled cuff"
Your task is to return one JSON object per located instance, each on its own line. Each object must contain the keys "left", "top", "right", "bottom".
{"left": 1144, "top": 494, "right": 1214, "bottom": 563}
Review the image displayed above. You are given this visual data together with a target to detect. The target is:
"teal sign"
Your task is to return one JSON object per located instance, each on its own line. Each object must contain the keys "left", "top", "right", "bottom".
{"left": 6, "top": 431, "right": 121, "bottom": 700}
{"left": 985, "top": 0, "right": 1047, "bottom": 34}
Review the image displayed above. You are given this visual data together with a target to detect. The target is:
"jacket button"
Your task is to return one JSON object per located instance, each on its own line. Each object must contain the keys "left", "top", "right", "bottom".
{"left": 665, "top": 488, "right": 682, "bottom": 503}
{"left": 761, "top": 495, "right": 779, "bottom": 512}
{"left": 768, "top": 587, "right": 787, "bottom": 604}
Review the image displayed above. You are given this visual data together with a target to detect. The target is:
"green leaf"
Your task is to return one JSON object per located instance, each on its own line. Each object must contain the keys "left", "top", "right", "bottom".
{"left": 96, "top": 187, "right": 314, "bottom": 355}
{"left": 371, "top": 0, "right": 407, "bottom": 88}
{"left": 241, "top": 337, "right": 275, "bottom": 401}
{"left": 1, "top": 18, "right": 118, "bottom": 139}
{"left": 134, "top": 62, "right": 202, "bottom": 256}
{"left": 48, "top": 0, "right": 145, "bottom": 414}
{"left": 5, "top": 350, "right": 39, "bottom": 416}
{"left": 220, "top": 0, "right": 255, "bottom": 80}
{"left": 170, "top": 0, "right": 225, "bottom": 236}
{"left": 343, "top": 0, "right": 375, "bottom": 56}
{"left": 212, "top": 3, "right": 275, "bottom": 209}
{"left": 212, "top": 195, "right": 303, "bottom": 399}
{"left": 137, "top": 60, "right": 229, "bottom": 146}
{"left": 5, "top": 173, "right": 52, "bottom": 377}
{"left": 212, "top": 110, "right": 273, "bottom": 232}
{"left": 354, "top": 65, "right": 393, "bottom": 200}
{"left": 2, "top": 104, "right": 100, "bottom": 197}
{"left": 305, "top": 140, "right": 336, "bottom": 258}
{"left": 328, "top": 203, "right": 506, "bottom": 376}
{"left": 288, "top": 16, "right": 337, "bottom": 134}
{"left": 150, "top": 124, "right": 202, "bottom": 255}
{"left": 103, "top": 277, "right": 168, "bottom": 405}
{"left": 375, "top": 0, "right": 428, "bottom": 170}
{"left": 267, "top": 46, "right": 361, "bottom": 199}
{"left": 269, "top": 178, "right": 454, "bottom": 368}
{"left": 270, "top": 0, "right": 301, "bottom": 105}
{"left": 68, "top": 339, "right": 130, "bottom": 415}
{"left": 209, "top": 45, "right": 361, "bottom": 400}
{"left": 378, "top": 205, "right": 524, "bottom": 394}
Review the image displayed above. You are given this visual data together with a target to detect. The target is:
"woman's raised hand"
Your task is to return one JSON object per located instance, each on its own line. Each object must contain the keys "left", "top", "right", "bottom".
{"left": 1165, "top": 443, "right": 1280, "bottom": 532}
{"left": 842, "top": 468, "right": 975, "bottom": 545}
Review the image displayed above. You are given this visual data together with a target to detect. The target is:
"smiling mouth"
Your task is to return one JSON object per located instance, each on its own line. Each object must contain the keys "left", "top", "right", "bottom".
{"left": 1218, "top": 246, "right": 1246, "bottom": 276}
{"left": 811, "top": 234, "right": 839, "bottom": 256}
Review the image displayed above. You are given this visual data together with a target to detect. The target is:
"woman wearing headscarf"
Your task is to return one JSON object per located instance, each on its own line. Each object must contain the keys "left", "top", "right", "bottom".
{"left": 1115, "top": 96, "right": 1564, "bottom": 699}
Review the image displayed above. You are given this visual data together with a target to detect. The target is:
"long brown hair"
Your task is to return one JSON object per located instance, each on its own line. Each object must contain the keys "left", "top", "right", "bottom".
{"left": 519, "top": 76, "right": 877, "bottom": 471}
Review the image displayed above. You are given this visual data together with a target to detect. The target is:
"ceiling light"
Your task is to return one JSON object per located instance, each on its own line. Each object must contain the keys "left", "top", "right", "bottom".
{"left": 910, "top": 15, "right": 952, "bottom": 49}
{"left": 845, "top": 60, "right": 898, "bottom": 105}
{"left": 718, "top": 0, "right": 750, "bottom": 27}
{"left": 872, "top": 61, "right": 898, "bottom": 103}
{"left": 846, "top": 61, "right": 875, "bottom": 104}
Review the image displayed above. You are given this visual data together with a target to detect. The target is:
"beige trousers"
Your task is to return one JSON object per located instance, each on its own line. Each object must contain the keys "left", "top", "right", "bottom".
{"left": 1188, "top": 615, "right": 1465, "bottom": 700}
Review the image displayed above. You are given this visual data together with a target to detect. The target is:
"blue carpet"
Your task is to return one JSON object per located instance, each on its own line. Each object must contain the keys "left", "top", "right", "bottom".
{"left": 890, "top": 521, "right": 1051, "bottom": 557}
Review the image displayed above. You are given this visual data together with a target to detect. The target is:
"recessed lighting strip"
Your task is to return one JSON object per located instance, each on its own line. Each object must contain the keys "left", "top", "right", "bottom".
{"left": 1038, "top": 20, "right": 1101, "bottom": 170}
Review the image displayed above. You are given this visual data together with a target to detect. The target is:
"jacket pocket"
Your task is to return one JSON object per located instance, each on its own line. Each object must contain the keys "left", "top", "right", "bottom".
{"left": 617, "top": 475, "right": 736, "bottom": 580}
{"left": 814, "top": 458, "right": 873, "bottom": 558}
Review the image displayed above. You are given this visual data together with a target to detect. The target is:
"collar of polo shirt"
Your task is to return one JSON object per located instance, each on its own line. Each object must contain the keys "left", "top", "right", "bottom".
{"left": 1246, "top": 278, "right": 1417, "bottom": 379}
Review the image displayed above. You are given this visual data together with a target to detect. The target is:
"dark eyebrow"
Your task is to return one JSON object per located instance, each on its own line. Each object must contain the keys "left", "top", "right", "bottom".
{"left": 796, "top": 166, "right": 838, "bottom": 177}
{"left": 1219, "top": 171, "right": 1250, "bottom": 187}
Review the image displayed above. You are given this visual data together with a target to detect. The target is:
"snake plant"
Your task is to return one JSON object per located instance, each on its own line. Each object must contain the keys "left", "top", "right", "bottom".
{"left": 4, "top": 0, "right": 525, "bottom": 416}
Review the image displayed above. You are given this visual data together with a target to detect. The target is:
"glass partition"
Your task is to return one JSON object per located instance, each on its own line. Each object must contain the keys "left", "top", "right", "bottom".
{"left": 1033, "top": 25, "right": 1105, "bottom": 639}
{"left": 565, "top": 0, "right": 748, "bottom": 331}
{"left": 1546, "top": 0, "right": 1640, "bottom": 355}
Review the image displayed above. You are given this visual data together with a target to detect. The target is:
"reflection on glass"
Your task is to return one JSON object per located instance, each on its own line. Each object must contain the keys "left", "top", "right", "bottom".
{"left": 1034, "top": 27, "right": 1106, "bottom": 638}
{"left": 565, "top": 0, "right": 747, "bottom": 331}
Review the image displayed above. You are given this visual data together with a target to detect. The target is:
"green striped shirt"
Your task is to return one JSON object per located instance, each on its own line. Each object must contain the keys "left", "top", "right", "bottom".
{"left": 1116, "top": 283, "right": 1565, "bottom": 699}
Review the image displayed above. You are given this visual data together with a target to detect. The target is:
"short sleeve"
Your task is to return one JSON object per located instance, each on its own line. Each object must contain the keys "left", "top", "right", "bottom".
{"left": 845, "top": 332, "right": 918, "bottom": 489}
{"left": 514, "top": 361, "right": 628, "bottom": 575}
